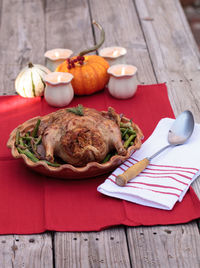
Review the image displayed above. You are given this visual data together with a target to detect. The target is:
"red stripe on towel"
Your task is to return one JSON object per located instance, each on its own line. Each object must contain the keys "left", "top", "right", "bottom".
{"left": 127, "top": 181, "right": 182, "bottom": 192}
{"left": 136, "top": 174, "right": 188, "bottom": 185}
{"left": 129, "top": 157, "right": 199, "bottom": 172}
{"left": 145, "top": 167, "right": 196, "bottom": 175}
{"left": 111, "top": 173, "right": 188, "bottom": 186}
{"left": 121, "top": 162, "right": 196, "bottom": 175}
{"left": 141, "top": 171, "right": 192, "bottom": 180}
{"left": 108, "top": 178, "right": 180, "bottom": 198}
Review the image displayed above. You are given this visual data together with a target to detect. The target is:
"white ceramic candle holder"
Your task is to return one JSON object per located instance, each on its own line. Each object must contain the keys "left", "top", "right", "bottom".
{"left": 107, "top": 64, "right": 138, "bottom": 99}
{"left": 44, "top": 48, "right": 73, "bottom": 71}
{"left": 99, "top": 46, "right": 127, "bottom": 66}
{"left": 44, "top": 72, "right": 74, "bottom": 107}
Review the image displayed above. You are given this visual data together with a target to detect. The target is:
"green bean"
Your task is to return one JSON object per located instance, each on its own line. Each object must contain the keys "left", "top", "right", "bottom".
{"left": 124, "top": 134, "right": 136, "bottom": 149}
{"left": 120, "top": 127, "right": 136, "bottom": 137}
{"left": 17, "top": 147, "right": 60, "bottom": 167}
{"left": 19, "top": 137, "right": 26, "bottom": 148}
{"left": 43, "top": 160, "right": 61, "bottom": 167}
{"left": 120, "top": 122, "right": 132, "bottom": 128}
{"left": 17, "top": 147, "right": 39, "bottom": 162}
{"left": 22, "top": 136, "right": 32, "bottom": 141}
{"left": 16, "top": 124, "right": 61, "bottom": 167}
{"left": 125, "top": 134, "right": 129, "bottom": 140}
{"left": 102, "top": 153, "right": 112, "bottom": 163}
{"left": 32, "top": 119, "right": 41, "bottom": 138}
{"left": 128, "top": 129, "right": 136, "bottom": 135}
{"left": 30, "top": 138, "right": 38, "bottom": 154}
{"left": 35, "top": 135, "right": 42, "bottom": 145}
{"left": 120, "top": 127, "right": 126, "bottom": 132}
{"left": 22, "top": 133, "right": 41, "bottom": 147}
{"left": 122, "top": 128, "right": 129, "bottom": 138}
{"left": 15, "top": 130, "right": 20, "bottom": 146}
{"left": 22, "top": 133, "right": 32, "bottom": 147}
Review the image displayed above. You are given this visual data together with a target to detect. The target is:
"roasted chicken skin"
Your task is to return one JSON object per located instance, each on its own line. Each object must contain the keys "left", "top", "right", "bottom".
{"left": 38, "top": 106, "right": 126, "bottom": 166}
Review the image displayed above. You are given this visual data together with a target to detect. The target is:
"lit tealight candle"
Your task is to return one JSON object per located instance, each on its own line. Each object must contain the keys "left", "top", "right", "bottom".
{"left": 99, "top": 46, "right": 127, "bottom": 66}
{"left": 44, "top": 72, "right": 74, "bottom": 107}
{"left": 44, "top": 48, "right": 73, "bottom": 71}
{"left": 107, "top": 64, "right": 138, "bottom": 99}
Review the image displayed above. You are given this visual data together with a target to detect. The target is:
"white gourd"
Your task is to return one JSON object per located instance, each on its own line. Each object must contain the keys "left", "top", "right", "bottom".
{"left": 15, "top": 63, "right": 51, "bottom": 98}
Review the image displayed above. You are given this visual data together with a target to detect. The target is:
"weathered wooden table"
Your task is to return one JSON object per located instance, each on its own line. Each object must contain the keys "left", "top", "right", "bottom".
{"left": 1, "top": 0, "right": 200, "bottom": 267}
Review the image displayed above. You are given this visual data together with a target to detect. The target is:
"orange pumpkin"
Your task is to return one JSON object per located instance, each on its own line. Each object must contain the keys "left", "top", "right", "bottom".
{"left": 56, "top": 55, "right": 109, "bottom": 95}
{"left": 56, "top": 21, "right": 110, "bottom": 96}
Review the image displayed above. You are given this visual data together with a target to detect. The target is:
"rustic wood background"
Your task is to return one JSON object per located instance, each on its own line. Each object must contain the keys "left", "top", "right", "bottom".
{"left": 0, "top": 0, "right": 200, "bottom": 267}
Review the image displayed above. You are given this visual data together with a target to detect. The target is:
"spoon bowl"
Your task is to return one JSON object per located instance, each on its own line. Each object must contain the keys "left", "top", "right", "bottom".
{"left": 168, "top": 110, "right": 194, "bottom": 145}
{"left": 116, "top": 110, "right": 195, "bottom": 186}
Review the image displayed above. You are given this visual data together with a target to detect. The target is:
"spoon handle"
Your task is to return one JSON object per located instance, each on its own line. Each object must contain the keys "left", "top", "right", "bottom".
{"left": 116, "top": 158, "right": 149, "bottom": 186}
{"left": 148, "top": 144, "right": 172, "bottom": 161}
{"left": 116, "top": 144, "right": 172, "bottom": 186}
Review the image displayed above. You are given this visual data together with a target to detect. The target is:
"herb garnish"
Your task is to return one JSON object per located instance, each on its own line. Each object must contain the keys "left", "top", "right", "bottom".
{"left": 67, "top": 104, "right": 84, "bottom": 116}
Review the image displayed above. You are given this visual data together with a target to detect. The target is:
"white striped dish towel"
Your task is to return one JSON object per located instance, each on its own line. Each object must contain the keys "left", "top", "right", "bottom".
{"left": 98, "top": 118, "right": 200, "bottom": 210}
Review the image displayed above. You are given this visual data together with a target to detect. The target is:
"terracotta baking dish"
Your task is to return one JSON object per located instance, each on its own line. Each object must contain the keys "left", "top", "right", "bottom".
{"left": 7, "top": 111, "right": 143, "bottom": 179}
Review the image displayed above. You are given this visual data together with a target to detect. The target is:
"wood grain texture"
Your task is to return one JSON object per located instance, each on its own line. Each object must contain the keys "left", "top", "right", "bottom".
{"left": 0, "top": 0, "right": 45, "bottom": 95}
{"left": 135, "top": 0, "right": 200, "bottom": 119}
{"left": 89, "top": 0, "right": 157, "bottom": 85}
{"left": 89, "top": 1, "right": 200, "bottom": 267}
{"left": 54, "top": 228, "right": 131, "bottom": 268}
{"left": 46, "top": 2, "right": 132, "bottom": 267}
{"left": 116, "top": 157, "right": 149, "bottom": 186}
{"left": 0, "top": 1, "right": 54, "bottom": 267}
{"left": 0, "top": 234, "right": 53, "bottom": 268}
{"left": 45, "top": 0, "right": 95, "bottom": 56}
{"left": 0, "top": 0, "right": 200, "bottom": 267}
{"left": 127, "top": 222, "right": 200, "bottom": 268}
{"left": 134, "top": 0, "right": 200, "bottom": 198}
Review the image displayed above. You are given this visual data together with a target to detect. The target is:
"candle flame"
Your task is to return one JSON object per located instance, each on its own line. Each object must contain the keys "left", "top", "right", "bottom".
{"left": 112, "top": 50, "right": 119, "bottom": 57}
{"left": 121, "top": 67, "right": 126, "bottom": 76}
{"left": 57, "top": 75, "right": 62, "bottom": 83}
{"left": 55, "top": 51, "right": 60, "bottom": 58}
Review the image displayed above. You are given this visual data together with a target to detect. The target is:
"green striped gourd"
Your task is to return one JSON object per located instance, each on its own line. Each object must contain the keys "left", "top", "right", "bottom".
{"left": 15, "top": 62, "right": 51, "bottom": 98}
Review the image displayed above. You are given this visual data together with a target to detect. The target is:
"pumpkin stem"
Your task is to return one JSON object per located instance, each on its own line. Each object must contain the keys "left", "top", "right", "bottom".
{"left": 79, "top": 20, "right": 105, "bottom": 56}
{"left": 28, "top": 62, "right": 34, "bottom": 68}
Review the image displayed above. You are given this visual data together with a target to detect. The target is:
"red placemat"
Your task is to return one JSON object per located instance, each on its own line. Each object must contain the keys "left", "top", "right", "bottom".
{"left": 1, "top": 84, "right": 200, "bottom": 234}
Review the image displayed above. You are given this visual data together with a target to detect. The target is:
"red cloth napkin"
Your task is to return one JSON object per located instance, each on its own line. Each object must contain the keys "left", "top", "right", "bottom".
{"left": 1, "top": 84, "right": 200, "bottom": 234}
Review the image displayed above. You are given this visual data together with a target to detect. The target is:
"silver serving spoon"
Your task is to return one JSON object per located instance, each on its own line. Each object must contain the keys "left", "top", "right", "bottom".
{"left": 116, "top": 110, "right": 195, "bottom": 186}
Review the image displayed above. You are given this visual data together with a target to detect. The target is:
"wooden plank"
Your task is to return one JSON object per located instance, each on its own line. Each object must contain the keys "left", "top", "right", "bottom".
{"left": 0, "top": 233, "right": 53, "bottom": 268}
{"left": 0, "top": 0, "right": 46, "bottom": 95}
{"left": 89, "top": 0, "right": 200, "bottom": 267}
{"left": 134, "top": 0, "right": 200, "bottom": 197}
{"left": 89, "top": 0, "right": 157, "bottom": 85}
{"left": 45, "top": 0, "right": 95, "bottom": 55}
{"left": 1, "top": 1, "right": 199, "bottom": 267}
{"left": 0, "top": 1, "right": 54, "bottom": 267}
{"left": 45, "top": 1, "right": 132, "bottom": 266}
{"left": 127, "top": 222, "right": 200, "bottom": 268}
{"left": 54, "top": 228, "right": 131, "bottom": 268}
{"left": 134, "top": 0, "right": 200, "bottom": 117}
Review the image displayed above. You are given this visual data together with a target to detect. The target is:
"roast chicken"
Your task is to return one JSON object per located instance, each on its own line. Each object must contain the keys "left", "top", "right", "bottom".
{"left": 38, "top": 106, "right": 126, "bottom": 166}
